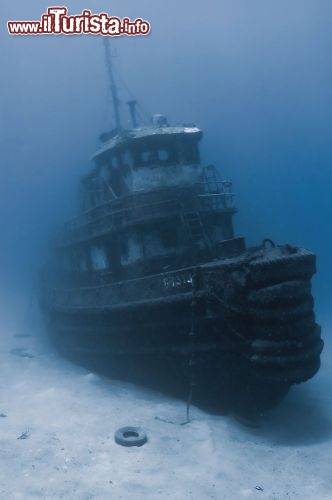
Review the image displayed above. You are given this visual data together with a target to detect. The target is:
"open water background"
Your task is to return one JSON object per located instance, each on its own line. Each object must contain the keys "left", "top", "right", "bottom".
{"left": 0, "top": 3, "right": 332, "bottom": 499}
{"left": 1, "top": 0, "right": 331, "bottom": 320}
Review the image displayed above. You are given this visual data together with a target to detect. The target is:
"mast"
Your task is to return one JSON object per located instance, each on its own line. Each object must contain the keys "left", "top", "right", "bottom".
{"left": 103, "top": 38, "right": 121, "bottom": 131}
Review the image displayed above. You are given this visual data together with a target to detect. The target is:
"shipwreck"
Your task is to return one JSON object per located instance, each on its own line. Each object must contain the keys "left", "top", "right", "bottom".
{"left": 39, "top": 45, "right": 323, "bottom": 415}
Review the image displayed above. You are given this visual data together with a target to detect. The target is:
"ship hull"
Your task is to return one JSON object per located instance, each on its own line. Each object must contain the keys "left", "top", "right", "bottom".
{"left": 41, "top": 244, "right": 323, "bottom": 415}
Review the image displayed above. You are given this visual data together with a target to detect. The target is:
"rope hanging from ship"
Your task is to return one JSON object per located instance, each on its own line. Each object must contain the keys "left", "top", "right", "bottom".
{"left": 185, "top": 267, "right": 199, "bottom": 424}
{"left": 185, "top": 270, "right": 250, "bottom": 423}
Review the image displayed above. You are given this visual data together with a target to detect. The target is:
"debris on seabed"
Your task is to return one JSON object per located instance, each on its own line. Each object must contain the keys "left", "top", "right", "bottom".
{"left": 11, "top": 348, "right": 35, "bottom": 359}
{"left": 17, "top": 430, "right": 31, "bottom": 440}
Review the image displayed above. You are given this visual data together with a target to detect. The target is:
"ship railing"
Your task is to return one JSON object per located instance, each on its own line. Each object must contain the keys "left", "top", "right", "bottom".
{"left": 56, "top": 182, "right": 234, "bottom": 246}
{"left": 200, "top": 180, "right": 234, "bottom": 210}
{"left": 48, "top": 265, "right": 197, "bottom": 309}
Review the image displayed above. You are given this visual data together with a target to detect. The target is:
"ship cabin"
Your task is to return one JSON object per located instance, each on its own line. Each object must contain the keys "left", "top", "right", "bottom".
{"left": 54, "top": 115, "right": 245, "bottom": 284}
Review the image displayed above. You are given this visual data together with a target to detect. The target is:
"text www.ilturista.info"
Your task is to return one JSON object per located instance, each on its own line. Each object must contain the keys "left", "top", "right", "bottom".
{"left": 7, "top": 7, "right": 151, "bottom": 36}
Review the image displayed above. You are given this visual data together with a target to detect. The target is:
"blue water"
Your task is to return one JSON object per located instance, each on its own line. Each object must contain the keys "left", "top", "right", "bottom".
{"left": 1, "top": 1, "right": 331, "bottom": 316}
{"left": 0, "top": 4, "right": 332, "bottom": 499}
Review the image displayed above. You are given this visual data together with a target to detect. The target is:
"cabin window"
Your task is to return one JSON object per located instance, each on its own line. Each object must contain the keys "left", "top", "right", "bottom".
{"left": 99, "top": 164, "right": 110, "bottom": 182}
{"left": 120, "top": 234, "right": 143, "bottom": 265}
{"left": 139, "top": 150, "right": 159, "bottom": 165}
{"left": 130, "top": 138, "right": 201, "bottom": 168}
{"left": 141, "top": 151, "right": 151, "bottom": 163}
{"left": 158, "top": 149, "right": 169, "bottom": 161}
{"left": 90, "top": 245, "right": 108, "bottom": 271}
{"left": 135, "top": 145, "right": 178, "bottom": 167}
{"left": 109, "top": 167, "right": 122, "bottom": 196}
{"left": 121, "top": 151, "right": 131, "bottom": 168}
{"left": 98, "top": 167, "right": 111, "bottom": 202}
{"left": 110, "top": 155, "right": 118, "bottom": 169}
{"left": 143, "top": 227, "right": 178, "bottom": 259}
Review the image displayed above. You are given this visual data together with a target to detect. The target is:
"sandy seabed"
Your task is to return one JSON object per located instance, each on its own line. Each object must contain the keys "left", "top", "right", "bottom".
{"left": 0, "top": 300, "right": 331, "bottom": 500}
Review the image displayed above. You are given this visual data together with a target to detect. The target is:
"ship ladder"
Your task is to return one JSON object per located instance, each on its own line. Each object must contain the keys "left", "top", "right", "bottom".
{"left": 180, "top": 211, "right": 212, "bottom": 252}
{"left": 182, "top": 212, "right": 204, "bottom": 239}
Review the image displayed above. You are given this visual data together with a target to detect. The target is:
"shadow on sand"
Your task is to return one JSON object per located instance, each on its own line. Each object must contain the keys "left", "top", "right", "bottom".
{"left": 250, "top": 380, "right": 332, "bottom": 446}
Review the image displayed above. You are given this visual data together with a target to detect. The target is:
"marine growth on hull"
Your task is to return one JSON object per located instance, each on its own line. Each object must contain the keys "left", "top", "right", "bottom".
{"left": 39, "top": 62, "right": 323, "bottom": 416}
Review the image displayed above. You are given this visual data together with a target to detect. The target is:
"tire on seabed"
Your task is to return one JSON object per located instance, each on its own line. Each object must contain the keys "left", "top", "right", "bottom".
{"left": 114, "top": 426, "right": 148, "bottom": 447}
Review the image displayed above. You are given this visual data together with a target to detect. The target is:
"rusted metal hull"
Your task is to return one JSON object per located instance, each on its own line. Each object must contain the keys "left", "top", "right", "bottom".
{"left": 41, "top": 243, "right": 323, "bottom": 414}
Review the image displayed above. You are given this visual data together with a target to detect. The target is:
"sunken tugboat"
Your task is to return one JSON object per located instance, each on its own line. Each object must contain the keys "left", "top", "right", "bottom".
{"left": 40, "top": 109, "right": 323, "bottom": 414}
{"left": 40, "top": 47, "right": 323, "bottom": 413}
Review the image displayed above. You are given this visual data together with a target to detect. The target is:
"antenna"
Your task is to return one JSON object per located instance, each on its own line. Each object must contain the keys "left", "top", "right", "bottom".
{"left": 127, "top": 100, "right": 138, "bottom": 128}
{"left": 103, "top": 38, "right": 121, "bottom": 131}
